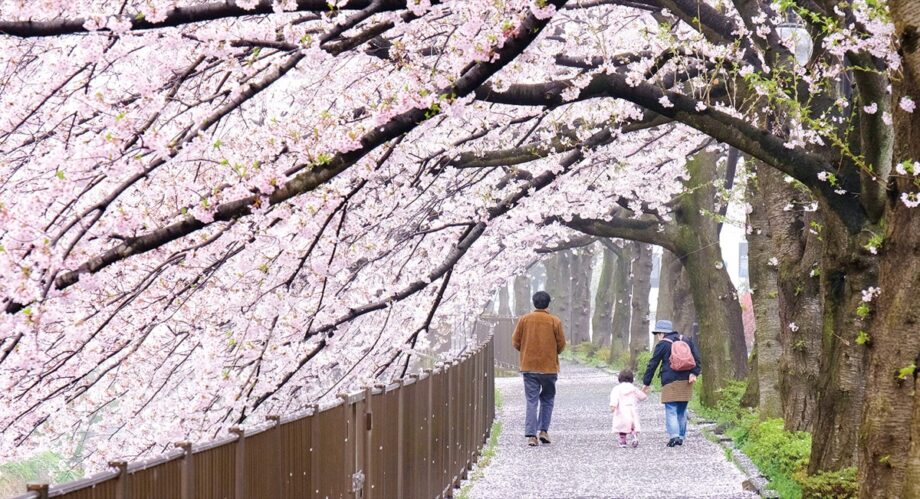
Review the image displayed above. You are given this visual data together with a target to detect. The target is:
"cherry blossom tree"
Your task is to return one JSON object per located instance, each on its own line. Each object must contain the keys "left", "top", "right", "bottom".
{"left": 2, "top": 0, "right": 919, "bottom": 495}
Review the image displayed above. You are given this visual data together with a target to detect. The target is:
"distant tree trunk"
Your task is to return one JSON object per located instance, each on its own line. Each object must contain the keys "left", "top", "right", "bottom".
{"left": 513, "top": 273, "right": 531, "bottom": 317}
{"left": 608, "top": 243, "right": 632, "bottom": 365}
{"left": 742, "top": 163, "right": 783, "bottom": 419}
{"left": 571, "top": 250, "right": 592, "bottom": 344}
{"left": 629, "top": 242, "right": 653, "bottom": 369}
{"left": 497, "top": 284, "right": 512, "bottom": 316}
{"left": 545, "top": 253, "right": 570, "bottom": 330}
{"left": 592, "top": 248, "right": 616, "bottom": 347}
{"left": 569, "top": 150, "right": 747, "bottom": 406}
{"left": 657, "top": 250, "right": 696, "bottom": 339}
{"left": 558, "top": 251, "right": 573, "bottom": 331}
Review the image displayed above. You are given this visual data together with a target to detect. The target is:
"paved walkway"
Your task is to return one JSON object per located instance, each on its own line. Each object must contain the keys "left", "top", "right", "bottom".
{"left": 467, "top": 362, "right": 756, "bottom": 499}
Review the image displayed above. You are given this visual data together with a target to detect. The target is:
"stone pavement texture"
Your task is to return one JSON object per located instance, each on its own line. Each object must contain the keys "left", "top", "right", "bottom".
{"left": 466, "top": 362, "right": 757, "bottom": 499}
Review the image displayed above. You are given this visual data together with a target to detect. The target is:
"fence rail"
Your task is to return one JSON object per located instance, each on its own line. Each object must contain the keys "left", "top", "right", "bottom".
{"left": 12, "top": 337, "right": 495, "bottom": 499}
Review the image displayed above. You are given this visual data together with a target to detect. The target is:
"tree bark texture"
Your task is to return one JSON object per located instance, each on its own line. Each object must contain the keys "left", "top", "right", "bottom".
{"left": 742, "top": 162, "right": 784, "bottom": 420}
{"left": 858, "top": 12, "right": 920, "bottom": 493}
{"left": 629, "top": 242, "right": 653, "bottom": 369}
{"left": 608, "top": 243, "right": 632, "bottom": 365}
{"left": 571, "top": 250, "right": 593, "bottom": 344}
{"left": 513, "top": 273, "right": 532, "bottom": 317}
{"left": 592, "top": 248, "right": 616, "bottom": 347}
{"left": 808, "top": 203, "right": 873, "bottom": 474}
{"left": 559, "top": 252, "right": 573, "bottom": 330}
{"left": 752, "top": 164, "right": 824, "bottom": 433}
{"left": 657, "top": 249, "right": 697, "bottom": 339}
{"left": 672, "top": 150, "right": 748, "bottom": 405}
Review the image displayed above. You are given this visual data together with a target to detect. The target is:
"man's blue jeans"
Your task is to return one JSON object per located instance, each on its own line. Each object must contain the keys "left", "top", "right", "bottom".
{"left": 523, "top": 373, "right": 557, "bottom": 436}
{"left": 664, "top": 401, "right": 689, "bottom": 439}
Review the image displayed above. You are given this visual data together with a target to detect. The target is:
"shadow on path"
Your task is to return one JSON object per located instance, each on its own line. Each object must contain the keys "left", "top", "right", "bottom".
{"left": 466, "top": 362, "right": 756, "bottom": 499}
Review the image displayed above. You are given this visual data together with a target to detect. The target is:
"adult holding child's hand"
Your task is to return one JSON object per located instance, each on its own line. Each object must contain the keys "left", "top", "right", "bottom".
{"left": 641, "top": 319, "right": 702, "bottom": 447}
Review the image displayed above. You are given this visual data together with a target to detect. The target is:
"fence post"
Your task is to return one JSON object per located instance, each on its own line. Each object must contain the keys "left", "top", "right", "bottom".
{"left": 229, "top": 427, "right": 245, "bottom": 499}
{"left": 109, "top": 460, "right": 129, "bottom": 499}
{"left": 310, "top": 404, "right": 320, "bottom": 499}
{"left": 423, "top": 369, "right": 434, "bottom": 498}
{"left": 365, "top": 387, "right": 374, "bottom": 499}
{"left": 446, "top": 361, "right": 456, "bottom": 496}
{"left": 396, "top": 377, "right": 410, "bottom": 498}
{"left": 174, "top": 441, "right": 193, "bottom": 499}
{"left": 266, "top": 414, "right": 281, "bottom": 498}
{"left": 337, "top": 393, "right": 356, "bottom": 497}
{"left": 26, "top": 483, "right": 48, "bottom": 499}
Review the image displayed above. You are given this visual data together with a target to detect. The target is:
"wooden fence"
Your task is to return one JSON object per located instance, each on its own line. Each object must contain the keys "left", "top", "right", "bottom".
{"left": 12, "top": 338, "right": 495, "bottom": 499}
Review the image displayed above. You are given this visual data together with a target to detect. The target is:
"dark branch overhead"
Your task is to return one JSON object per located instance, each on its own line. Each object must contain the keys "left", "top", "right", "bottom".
{"left": 0, "top": 0, "right": 407, "bottom": 37}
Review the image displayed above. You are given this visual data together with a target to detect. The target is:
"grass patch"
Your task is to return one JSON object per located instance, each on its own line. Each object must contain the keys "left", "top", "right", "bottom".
{"left": 457, "top": 419, "right": 503, "bottom": 499}
{"left": 560, "top": 342, "right": 611, "bottom": 368}
{"left": 457, "top": 387, "right": 505, "bottom": 498}
{"left": 0, "top": 452, "right": 81, "bottom": 498}
{"left": 689, "top": 380, "right": 855, "bottom": 498}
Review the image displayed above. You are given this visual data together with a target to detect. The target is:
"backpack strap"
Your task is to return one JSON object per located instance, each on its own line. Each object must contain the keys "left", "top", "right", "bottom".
{"left": 661, "top": 338, "right": 673, "bottom": 343}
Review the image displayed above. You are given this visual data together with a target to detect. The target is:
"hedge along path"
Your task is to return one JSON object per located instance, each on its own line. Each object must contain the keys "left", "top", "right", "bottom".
{"left": 467, "top": 361, "right": 756, "bottom": 498}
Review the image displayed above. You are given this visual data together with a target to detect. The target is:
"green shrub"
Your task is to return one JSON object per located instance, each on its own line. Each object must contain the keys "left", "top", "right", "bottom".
{"left": 796, "top": 467, "right": 857, "bottom": 499}
{"left": 634, "top": 350, "right": 661, "bottom": 390}
{"left": 740, "top": 419, "right": 810, "bottom": 477}
{"left": 608, "top": 350, "right": 630, "bottom": 370}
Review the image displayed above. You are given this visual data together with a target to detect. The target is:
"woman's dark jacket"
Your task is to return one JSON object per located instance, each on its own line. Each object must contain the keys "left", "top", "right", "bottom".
{"left": 642, "top": 332, "right": 703, "bottom": 387}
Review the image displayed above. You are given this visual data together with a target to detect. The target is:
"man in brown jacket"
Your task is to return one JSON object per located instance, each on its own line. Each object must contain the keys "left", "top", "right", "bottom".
{"left": 512, "top": 291, "right": 566, "bottom": 446}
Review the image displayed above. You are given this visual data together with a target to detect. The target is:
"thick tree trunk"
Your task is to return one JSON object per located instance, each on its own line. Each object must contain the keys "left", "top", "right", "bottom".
{"left": 757, "top": 164, "right": 824, "bottom": 432}
{"left": 497, "top": 283, "right": 512, "bottom": 316}
{"left": 629, "top": 242, "right": 653, "bottom": 369}
{"left": 742, "top": 163, "right": 784, "bottom": 419}
{"left": 857, "top": 26, "right": 920, "bottom": 494}
{"left": 592, "top": 248, "right": 616, "bottom": 347}
{"left": 673, "top": 150, "right": 748, "bottom": 406}
{"left": 808, "top": 206, "right": 873, "bottom": 474}
{"left": 680, "top": 239, "right": 747, "bottom": 405}
{"left": 513, "top": 273, "right": 531, "bottom": 316}
{"left": 609, "top": 243, "right": 632, "bottom": 364}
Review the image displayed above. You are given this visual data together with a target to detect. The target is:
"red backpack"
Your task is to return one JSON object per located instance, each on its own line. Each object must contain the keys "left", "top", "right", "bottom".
{"left": 662, "top": 335, "right": 696, "bottom": 371}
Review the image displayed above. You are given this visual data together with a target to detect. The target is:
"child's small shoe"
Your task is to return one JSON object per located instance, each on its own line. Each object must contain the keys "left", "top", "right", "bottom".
{"left": 617, "top": 441, "right": 628, "bottom": 448}
{"left": 630, "top": 433, "right": 639, "bottom": 448}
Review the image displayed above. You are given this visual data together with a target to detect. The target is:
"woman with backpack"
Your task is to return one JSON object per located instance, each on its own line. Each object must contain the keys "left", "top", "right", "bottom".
{"left": 641, "top": 319, "right": 703, "bottom": 447}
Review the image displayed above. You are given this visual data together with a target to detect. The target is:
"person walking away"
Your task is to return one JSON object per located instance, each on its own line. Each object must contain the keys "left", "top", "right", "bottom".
{"left": 512, "top": 291, "right": 566, "bottom": 447}
{"left": 641, "top": 319, "right": 702, "bottom": 447}
{"left": 609, "top": 369, "right": 647, "bottom": 448}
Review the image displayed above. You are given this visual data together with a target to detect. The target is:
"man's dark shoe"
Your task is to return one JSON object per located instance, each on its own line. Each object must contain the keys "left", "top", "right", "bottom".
{"left": 675, "top": 437, "right": 684, "bottom": 446}
{"left": 667, "top": 437, "right": 678, "bottom": 447}
{"left": 539, "top": 431, "right": 551, "bottom": 444}
{"left": 528, "top": 436, "right": 539, "bottom": 446}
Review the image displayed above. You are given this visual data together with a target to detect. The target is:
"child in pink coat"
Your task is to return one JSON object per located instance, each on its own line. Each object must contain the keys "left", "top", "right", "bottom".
{"left": 609, "top": 370, "right": 648, "bottom": 447}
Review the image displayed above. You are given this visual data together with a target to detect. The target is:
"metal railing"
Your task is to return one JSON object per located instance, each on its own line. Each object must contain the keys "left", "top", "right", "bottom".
{"left": 12, "top": 337, "right": 496, "bottom": 499}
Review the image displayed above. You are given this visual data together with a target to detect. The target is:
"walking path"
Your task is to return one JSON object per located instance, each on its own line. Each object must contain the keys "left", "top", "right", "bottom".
{"left": 467, "top": 362, "right": 756, "bottom": 499}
